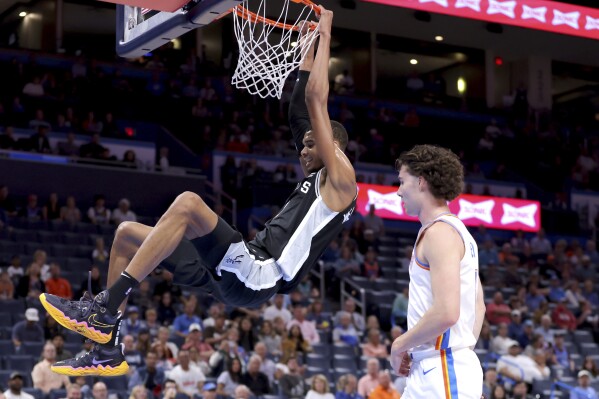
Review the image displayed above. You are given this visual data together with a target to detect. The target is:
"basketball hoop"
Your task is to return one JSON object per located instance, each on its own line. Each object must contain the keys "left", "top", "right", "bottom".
{"left": 231, "top": 0, "right": 321, "bottom": 99}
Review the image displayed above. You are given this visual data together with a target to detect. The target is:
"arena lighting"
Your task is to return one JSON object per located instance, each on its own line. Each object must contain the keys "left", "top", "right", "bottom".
{"left": 434, "top": 35, "right": 444, "bottom": 41}
{"left": 410, "top": 58, "right": 418, "bottom": 64}
{"left": 361, "top": 0, "right": 599, "bottom": 41}
{"left": 457, "top": 77, "right": 467, "bottom": 94}
{"left": 19, "top": 11, "right": 27, "bottom": 17}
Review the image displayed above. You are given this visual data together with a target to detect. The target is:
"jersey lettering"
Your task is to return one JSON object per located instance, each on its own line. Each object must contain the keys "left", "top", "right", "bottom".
{"left": 300, "top": 181, "right": 311, "bottom": 193}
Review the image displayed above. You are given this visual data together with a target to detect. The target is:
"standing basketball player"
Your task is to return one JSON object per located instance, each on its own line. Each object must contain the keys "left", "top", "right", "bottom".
{"left": 39, "top": 7, "right": 356, "bottom": 377}
{"left": 390, "top": 145, "right": 485, "bottom": 399}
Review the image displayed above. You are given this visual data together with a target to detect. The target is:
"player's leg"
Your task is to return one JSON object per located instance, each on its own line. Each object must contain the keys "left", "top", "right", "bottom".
{"left": 98, "top": 191, "right": 217, "bottom": 314}
{"left": 40, "top": 222, "right": 152, "bottom": 341}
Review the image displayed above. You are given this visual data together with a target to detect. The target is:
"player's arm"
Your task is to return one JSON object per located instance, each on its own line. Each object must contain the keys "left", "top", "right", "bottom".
{"left": 305, "top": 7, "right": 356, "bottom": 195}
{"left": 473, "top": 276, "right": 486, "bottom": 341}
{"left": 289, "top": 22, "right": 317, "bottom": 176}
{"left": 390, "top": 223, "right": 462, "bottom": 356}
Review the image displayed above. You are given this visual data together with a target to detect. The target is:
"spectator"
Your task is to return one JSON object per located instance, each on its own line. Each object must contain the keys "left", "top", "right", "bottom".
{"left": 548, "top": 276, "right": 567, "bottom": 303}
{"left": 18, "top": 194, "right": 42, "bottom": 221}
{"left": 154, "top": 326, "right": 179, "bottom": 359}
{"left": 7, "top": 255, "right": 24, "bottom": 283}
{"left": 482, "top": 369, "right": 498, "bottom": 399}
{"left": 112, "top": 198, "right": 137, "bottom": 225}
{"left": 0, "top": 126, "right": 17, "bottom": 149}
{"left": 77, "top": 265, "right": 104, "bottom": 297}
{"left": 168, "top": 349, "right": 206, "bottom": 398}
{"left": 279, "top": 357, "right": 306, "bottom": 399}
{"left": 336, "top": 374, "right": 363, "bottom": 399}
{"left": 392, "top": 287, "right": 409, "bottom": 328}
{"left": 122, "top": 306, "right": 147, "bottom": 336}
{"left": 497, "top": 341, "right": 546, "bottom": 384}
{"left": 570, "top": 370, "right": 598, "bottom": 399}
{"left": 29, "top": 109, "right": 51, "bottom": 130}
{"left": 281, "top": 324, "right": 312, "bottom": 364}
{"left": 57, "top": 132, "right": 79, "bottom": 156}
{"left": 581, "top": 356, "right": 599, "bottom": 378}
{"left": 534, "top": 315, "right": 555, "bottom": 346}
{"left": 64, "top": 383, "right": 82, "bottom": 399}
{"left": 238, "top": 317, "right": 258, "bottom": 353}
{"left": 525, "top": 284, "right": 546, "bottom": 312}
{"left": 0, "top": 185, "right": 17, "bottom": 217}
{"left": 157, "top": 292, "right": 178, "bottom": 326}
{"left": 368, "top": 372, "right": 400, "bottom": 399}
{"left": 16, "top": 262, "right": 46, "bottom": 298}
{"left": 307, "top": 300, "right": 332, "bottom": 331}
{"left": 335, "top": 298, "right": 366, "bottom": 333}
{"left": 45, "top": 263, "right": 72, "bottom": 299}
{"left": 42, "top": 193, "right": 61, "bottom": 221}
{"left": 92, "top": 237, "right": 109, "bottom": 264}
{"left": 358, "top": 358, "right": 380, "bottom": 398}
{"left": 128, "top": 386, "right": 148, "bottom": 399}
{"left": 306, "top": 374, "right": 335, "bottom": 399}
{"left": 173, "top": 301, "right": 202, "bottom": 338}
{"left": 490, "top": 385, "right": 508, "bottom": 399}
{"left": 508, "top": 310, "right": 525, "bottom": 340}
{"left": 32, "top": 342, "right": 71, "bottom": 393}
{"left": 486, "top": 291, "right": 512, "bottom": 325}
{"left": 12, "top": 308, "right": 44, "bottom": 349}
{"left": 551, "top": 299, "right": 577, "bottom": 331}
{"left": 363, "top": 204, "right": 384, "bottom": 237}
{"left": 200, "top": 382, "right": 227, "bottom": 399}
{"left": 362, "top": 328, "right": 389, "bottom": 359}
{"left": 60, "top": 195, "right": 82, "bottom": 224}
{"left": 29, "top": 126, "right": 51, "bottom": 153}
{"left": 80, "top": 134, "right": 107, "bottom": 159}
{"left": 254, "top": 342, "right": 276, "bottom": 384}
{"left": 0, "top": 270, "right": 15, "bottom": 299}
{"left": 551, "top": 333, "right": 573, "bottom": 371}
{"left": 123, "top": 334, "right": 145, "bottom": 371}
{"left": 153, "top": 270, "right": 183, "bottom": 304}
{"left": 91, "top": 382, "right": 108, "bottom": 399}
{"left": 3, "top": 372, "right": 34, "bottom": 399}
{"left": 334, "top": 70, "right": 354, "bottom": 94}
{"left": 490, "top": 322, "right": 512, "bottom": 355}
{"left": 181, "top": 323, "right": 214, "bottom": 363}
{"left": 233, "top": 385, "right": 252, "bottom": 399}
{"left": 360, "top": 247, "right": 382, "bottom": 280}
{"left": 263, "top": 294, "right": 292, "bottom": 324}
{"left": 22, "top": 76, "right": 45, "bottom": 96}
{"left": 128, "top": 351, "right": 166, "bottom": 393}
{"left": 257, "top": 320, "right": 282, "bottom": 357}
{"left": 216, "top": 357, "right": 242, "bottom": 397}
{"left": 87, "top": 194, "right": 111, "bottom": 225}
{"left": 333, "top": 311, "right": 360, "bottom": 347}
{"left": 583, "top": 279, "right": 599, "bottom": 308}
{"left": 287, "top": 304, "right": 320, "bottom": 345}
{"left": 530, "top": 228, "right": 552, "bottom": 257}
{"left": 158, "top": 147, "right": 170, "bottom": 172}
{"left": 161, "top": 379, "right": 178, "bottom": 399}
{"left": 52, "top": 333, "right": 73, "bottom": 362}
{"left": 240, "top": 355, "right": 270, "bottom": 396}
{"left": 478, "top": 240, "right": 500, "bottom": 267}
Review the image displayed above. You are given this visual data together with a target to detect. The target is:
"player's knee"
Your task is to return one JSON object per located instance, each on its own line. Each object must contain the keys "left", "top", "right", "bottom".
{"left": 174, "top": 191, "right": 205, "bottom": 218}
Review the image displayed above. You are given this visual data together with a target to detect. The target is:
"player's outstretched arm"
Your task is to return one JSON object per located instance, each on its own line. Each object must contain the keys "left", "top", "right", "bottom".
{"left": 289, "top": 22, "right": 318, "bottom": 177}
{"left": 390, "top": 223, "right": 462, "bottom": 371}
{"left": 305, "top": 6, "right": 356, "bottom": 196}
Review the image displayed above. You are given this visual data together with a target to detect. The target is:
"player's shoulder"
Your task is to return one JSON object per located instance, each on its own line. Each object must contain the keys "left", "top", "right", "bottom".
{"left": 424, "top": 221, "right": 462, "bottom": 243}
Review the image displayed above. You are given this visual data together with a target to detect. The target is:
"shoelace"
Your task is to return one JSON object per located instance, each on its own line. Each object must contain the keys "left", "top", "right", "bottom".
{"left": 70, "top": 271, "right": 106, "bottom": 317}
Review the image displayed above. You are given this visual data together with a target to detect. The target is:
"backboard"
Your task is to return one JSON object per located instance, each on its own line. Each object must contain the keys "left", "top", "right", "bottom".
{"left": 114, "top": 0, "right": 243, "bottom": 58}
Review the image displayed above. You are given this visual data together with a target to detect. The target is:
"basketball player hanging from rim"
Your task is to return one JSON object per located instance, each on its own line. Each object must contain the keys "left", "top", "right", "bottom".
{"left": 39, "top": 6, "right": 357, "bottom": 377}
{"left": 390, "top": 145, "right": 486, "bottom": 399}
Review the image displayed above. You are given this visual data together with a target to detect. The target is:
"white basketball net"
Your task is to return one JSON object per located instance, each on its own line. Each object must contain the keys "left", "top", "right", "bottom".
{"left": 231, "top": 0, "right": 320, "bottom": 99}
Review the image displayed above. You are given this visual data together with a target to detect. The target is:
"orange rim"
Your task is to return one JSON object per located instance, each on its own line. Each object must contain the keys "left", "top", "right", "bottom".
{"left": 229, "top": 0, "right": 320, "bottom": 31}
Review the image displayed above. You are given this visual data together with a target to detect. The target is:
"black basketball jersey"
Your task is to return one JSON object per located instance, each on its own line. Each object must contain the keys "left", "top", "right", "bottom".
{"left": 249, "top": 168, "right": 357, "bottom": 293}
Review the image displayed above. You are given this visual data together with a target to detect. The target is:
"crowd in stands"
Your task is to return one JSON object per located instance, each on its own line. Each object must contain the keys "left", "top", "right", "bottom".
{"left": 0, "top": 49, "right": 597, "bottom": 200}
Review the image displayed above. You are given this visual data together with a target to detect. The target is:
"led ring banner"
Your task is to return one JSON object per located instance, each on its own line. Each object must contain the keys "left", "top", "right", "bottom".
{"left": 361, "top": 0, "right": 599, "bottom": 41}
{"left": 356, "top": 183, "right": 541, "bottom": 232}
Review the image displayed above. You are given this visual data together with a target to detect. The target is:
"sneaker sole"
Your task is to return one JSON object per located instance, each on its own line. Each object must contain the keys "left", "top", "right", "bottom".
{"left": 51, "top": 361, "right": 129, "bottom": 376}
{"left": 39, "top": 293, "right": 112, "bottom": 344}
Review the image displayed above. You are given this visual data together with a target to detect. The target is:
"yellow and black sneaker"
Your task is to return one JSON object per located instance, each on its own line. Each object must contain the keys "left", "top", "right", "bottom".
{"left": 51, "top": 343, "right": 129, "bottom": 376}
{"left": 40, "top": 290, "right": 119, "bottom": 344}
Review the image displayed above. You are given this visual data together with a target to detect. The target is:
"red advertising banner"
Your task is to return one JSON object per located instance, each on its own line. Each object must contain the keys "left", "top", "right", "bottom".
{"left": 361, "top": 0, "right": 599, "bottom": 41}
{"left": 357, "top": 183, "right": 541, "bottom": 232}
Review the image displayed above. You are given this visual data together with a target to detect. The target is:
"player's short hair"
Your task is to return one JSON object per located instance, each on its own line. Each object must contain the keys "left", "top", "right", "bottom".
{"left": 305, "top": 120, "right": 348, "bottom": 151}
{"left": 396, "top": 144, "right": 463, "bottom": 201}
